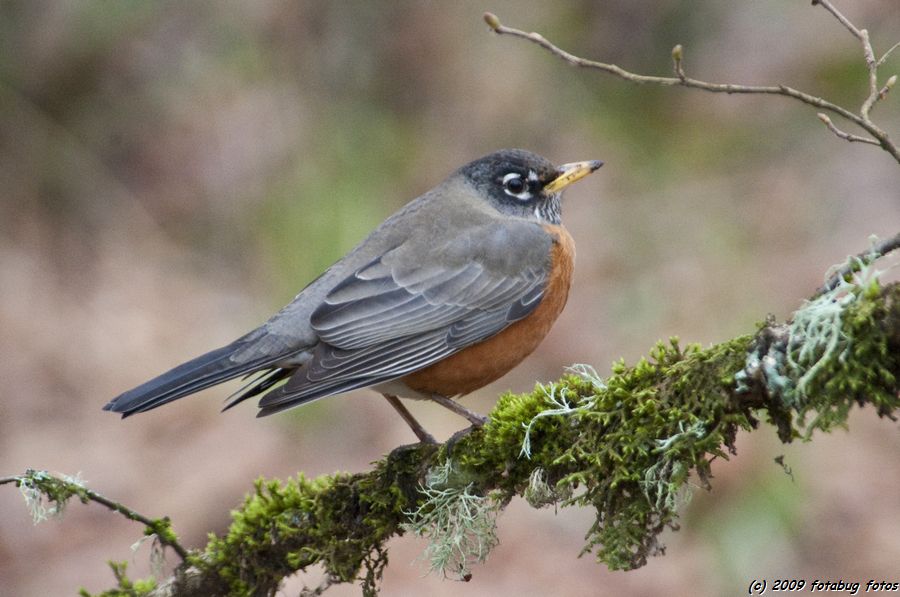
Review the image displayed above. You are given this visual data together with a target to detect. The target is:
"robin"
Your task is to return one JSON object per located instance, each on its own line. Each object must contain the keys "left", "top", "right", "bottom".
{"left": 105, "top": 149, "right": 602, "bottom": 443}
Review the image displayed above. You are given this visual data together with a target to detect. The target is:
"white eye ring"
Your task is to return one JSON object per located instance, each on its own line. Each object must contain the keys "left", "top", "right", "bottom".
{"left": 502, "top": 172, "right": 531, "bottom": 200}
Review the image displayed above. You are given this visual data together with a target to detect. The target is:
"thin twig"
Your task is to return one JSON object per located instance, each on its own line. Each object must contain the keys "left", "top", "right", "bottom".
{"left": 878, "top": 41, "right": 900, "bottom": 67}
{"left": 859, "top": 29, "right": 882, "bottom": 120}
{"left": 812, "top": 1, "right": 892, "bottom": 120}
{"left": 483, "top": 5, "right": 899, "bottom": 164}
{"left": 0, "top": 471, "right": 189, "bottom": 561}
{"left": 817, "top": 113, "right": 880, "bottom": 145}
{"left": 812, "top": 0, "right": 863, "bottom": 40}
{"left": 814, "top": 231, "right": 900, "bottom": 298}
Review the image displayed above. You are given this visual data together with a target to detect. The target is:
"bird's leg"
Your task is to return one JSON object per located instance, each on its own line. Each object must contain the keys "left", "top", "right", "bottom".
{"left": 428, "top": 394, "right": 488, "bottom": 426}
{"left": 382, "top": 394, "right": 437, "bottom": 444}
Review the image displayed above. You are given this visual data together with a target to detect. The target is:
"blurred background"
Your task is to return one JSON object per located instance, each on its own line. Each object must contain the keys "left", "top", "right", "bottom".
{"left": 1, "top": 1, "right": 898, "bottom": 595}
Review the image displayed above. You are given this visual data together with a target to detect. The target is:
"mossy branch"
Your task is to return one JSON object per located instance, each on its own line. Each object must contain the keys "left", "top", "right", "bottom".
{"left": 0, "top": 470, "right": 187, "bottom": 562}
{"left": 10, "top": 247, "right": 899, "bottom": 596}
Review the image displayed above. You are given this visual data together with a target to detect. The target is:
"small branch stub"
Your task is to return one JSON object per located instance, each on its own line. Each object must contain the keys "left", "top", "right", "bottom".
{"left": 817, "top": 112, "right": 880, "bottom": 145}
{"left": 877, "top": 42, "right": 900, "bottom": 67}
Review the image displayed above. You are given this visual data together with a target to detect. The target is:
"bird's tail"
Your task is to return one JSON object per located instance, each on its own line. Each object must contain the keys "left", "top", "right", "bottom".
{"left": 103, "top": 340, "right": 286, "bottom": 417}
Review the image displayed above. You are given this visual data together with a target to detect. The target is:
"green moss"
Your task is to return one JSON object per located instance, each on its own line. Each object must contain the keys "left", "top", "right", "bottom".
{"left": 450, "top": 335, "right": 758, "bottom": 570}
{"left": 78, "top": 562, "right": 156, "bottom": 597}
{"left": 146, "top": 518, "right": 180, "bottom": 550}
{"left": 178, "top": 330, "right": 762, "bottom": 589}
{"left": 74, "top": 283, "right": 898, "bottom": 593}
{"left": 195, "top": 443, "right": 438, "bottom": 596}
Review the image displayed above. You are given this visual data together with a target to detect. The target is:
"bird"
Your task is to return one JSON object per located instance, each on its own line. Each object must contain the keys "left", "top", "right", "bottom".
{"left": 104, "top": 149, "right": 602, "bottom": 443}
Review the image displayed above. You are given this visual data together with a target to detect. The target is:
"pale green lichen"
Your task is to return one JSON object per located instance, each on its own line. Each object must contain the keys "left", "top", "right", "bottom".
{"left": 524, "top": 467, "right": 561, "bottom": 508}
{"left": 520, "top": 368, "right": 601, "bottom": 459}
{"left": 736, "top": 248, "right": 899, "bottom": 440}
{"left": 402, "top": 459, "right": 500, "bottom": 580}
{"left": 791, "top": 277, "right": 898, "bottom": 437}
{"left": 640, "top": 456, "right": 692, "bottom": 512}
{"left": 787, "top": 253, "right": 884, "bottom": 401}
{"left": 130, "top": 533, "right": 166, "bottom": 579}
{"left": 17, "top": 469, "right": 84, "bottom": 523}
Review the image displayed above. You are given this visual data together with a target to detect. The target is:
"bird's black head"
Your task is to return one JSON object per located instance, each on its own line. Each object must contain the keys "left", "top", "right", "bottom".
{"left": 458, "top": 149, "right": 602, "bottom": 225}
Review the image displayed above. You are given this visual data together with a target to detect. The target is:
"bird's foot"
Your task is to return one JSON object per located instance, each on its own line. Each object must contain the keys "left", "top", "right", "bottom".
{"left": 444, "top": 424, "right": 484, "bottom": 455}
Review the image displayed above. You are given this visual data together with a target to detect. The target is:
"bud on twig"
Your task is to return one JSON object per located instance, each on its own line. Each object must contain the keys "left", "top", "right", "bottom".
{"left": 878, "top": 74, "right": 897, "bottom": 100}
{"left": 483, "top": 12, "right": 501, "bottom": 31}
{"left": 672, "top": 44, "right": 685, "bottom": 80}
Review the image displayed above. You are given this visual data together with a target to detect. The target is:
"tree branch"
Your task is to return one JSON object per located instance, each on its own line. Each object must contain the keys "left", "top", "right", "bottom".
{"left": 877, "top": 42, "right": 900, "bottom": 68}
{"left": 816, "top": 113, "right": 881, "bottom": 145}
{"left": 814, "top": 231, "right": 900, "bottom": 298}
{"left": 482, "top": 2, "right": 900, "bottom": 163}
{"left": 812, "top": 0, "right": 863, "bottom": 41}
{"left": 8, "top": 239, "right": 898, "bottom": 595}
{"left": 0, "top": 471, "right": 188, "bottom": 561}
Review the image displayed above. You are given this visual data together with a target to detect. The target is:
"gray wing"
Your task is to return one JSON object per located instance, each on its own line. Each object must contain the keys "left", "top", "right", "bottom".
{"left": 256, "top": 220, "right": 553, "bottom": 414}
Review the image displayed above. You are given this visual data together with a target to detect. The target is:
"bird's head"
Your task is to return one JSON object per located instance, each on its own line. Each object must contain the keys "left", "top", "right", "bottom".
{"left": 457, "top": 148, "right": 602, "bottom": 225}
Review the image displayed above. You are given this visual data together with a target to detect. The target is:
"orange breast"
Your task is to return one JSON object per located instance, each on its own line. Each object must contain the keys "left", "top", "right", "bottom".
{"left": 401, "top": 224, "right": 575, "bottom": 397}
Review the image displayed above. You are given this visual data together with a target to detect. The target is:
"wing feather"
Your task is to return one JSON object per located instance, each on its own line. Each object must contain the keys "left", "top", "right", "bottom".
{"left": 257, "top": 221, "right": 555, "bottom": 412}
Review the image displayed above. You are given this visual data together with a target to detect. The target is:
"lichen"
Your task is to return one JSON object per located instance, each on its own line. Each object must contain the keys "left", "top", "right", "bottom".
{"left": 788, "top": 278, "right": 898, "bottom": 437}
{"left": 401, "top": 459, "right": 500, "bottom": 580}
{"left": 17, "top": 469, "right": 84, "bottom": 523}
{"left": 520, "top": 368, "right": 601, "bottom": 459}
{"left": 736, "top": 255, "right": 899, "bottom": 441}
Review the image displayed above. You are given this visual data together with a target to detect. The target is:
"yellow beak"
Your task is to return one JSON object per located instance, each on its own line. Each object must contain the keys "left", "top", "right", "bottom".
{"left": 544, "top": 160, "right": 604, "bottom": 193}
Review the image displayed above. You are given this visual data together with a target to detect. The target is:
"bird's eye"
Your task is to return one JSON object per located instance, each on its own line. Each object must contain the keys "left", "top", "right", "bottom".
{"left": 501, "top": 172, "right": 530, "bottom": 199}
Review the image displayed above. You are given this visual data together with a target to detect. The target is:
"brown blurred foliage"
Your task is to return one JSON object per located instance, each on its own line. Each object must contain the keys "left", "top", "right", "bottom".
{"left": 0, "top": 2, "right": 898, "bottom": 595}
